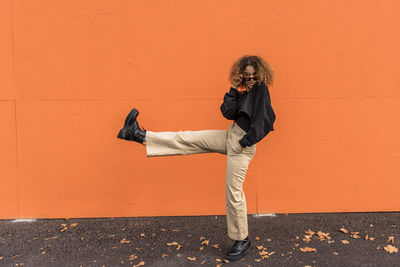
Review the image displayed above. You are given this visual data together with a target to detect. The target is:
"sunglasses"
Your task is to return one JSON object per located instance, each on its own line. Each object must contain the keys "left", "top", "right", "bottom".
{"left": 243, "top": 75, "right": 259, "bottom": 81}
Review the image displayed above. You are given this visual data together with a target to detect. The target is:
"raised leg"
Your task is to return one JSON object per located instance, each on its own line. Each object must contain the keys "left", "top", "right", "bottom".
{"left": 145, "top": 129, "right": 228, "bottom": 157}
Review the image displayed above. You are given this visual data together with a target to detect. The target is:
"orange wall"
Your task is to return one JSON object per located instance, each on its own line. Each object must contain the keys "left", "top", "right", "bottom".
{"left": 1, "top": 0, "right": 400, "bottom": 219}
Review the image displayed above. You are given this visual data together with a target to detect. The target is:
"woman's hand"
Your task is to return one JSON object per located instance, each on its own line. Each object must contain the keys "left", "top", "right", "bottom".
{"left": 232, "top": 74, "right": 248, "bottom": 95}
{"left": 232, "top": 74, "right": 243, "bottom": 88}
{"left": 236, "top": 86, "right": 248, "bottom": 95}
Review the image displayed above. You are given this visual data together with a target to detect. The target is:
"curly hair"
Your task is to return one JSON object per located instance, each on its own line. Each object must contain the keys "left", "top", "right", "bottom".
{"left": 228, "top": 55, "right": 274, "bottom": 88}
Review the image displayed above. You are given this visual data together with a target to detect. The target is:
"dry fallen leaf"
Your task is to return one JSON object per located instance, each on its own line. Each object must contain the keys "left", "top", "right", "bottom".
{"left": 300, "top": 247, "right": 317, "bottom": 252}
{"left": 211, "top": 244, "right": 220, "bottom": 248}
{"left": 350, "top": 231, "right": 360, "bottom": 239}
{"left": 387, "top": 236, "right": 394, "bottom": 243}
{"left": 369, "top": 237, "right": 375, "bottom": 241}
{"left": 255, "top": 259, "right": 262, "bottom": 262}
{"left": 317, "top": 231, "right": 331, "bottom": 241}
{"left": 259, "top": 250, "right": 268, "bottom": 256}
{"left": 365, "top": 234, "right": 369, "bottom": 240}
{"left": 161, "top": 254, "right": 168, "bottom": 258}
{"left": 256, "top": 236, "right": 260, "bottom": 240}
{"left": 305, "top": 229, "right": 315, "bottom": 236}
{"left": 120, "top": 238, "right": 130, "bottom": 244}
{"left": 341, "top": 240, "right": 350, "bottom": 244}
{"left": 129, "top": 255, "right": 138, "bottom": 260}
{"left": 257, "top": 245, "right": 264, "bottom": 250}
{"left": 340, "top": 227, "right": 348, "bottom": 234}
{"left": 167, "top": 242, "right": 182, "bottom": 250}
{"left": 133, "top": 261, "right": 145, "bottom": 267}
{"left": 187, "top": 257, "right": 196, "bottom": 261}
{"left": 199, "top": 247, "right": 204, "bottom": 250}
{"left": 70, "top": 223, "right": 78, "bottom": 227}
{"left": 384, "top": 245, "right": 398, "bottom": 253}
{"left": 201, "top": 239, "right": 209, "bottom": 245}
{"left": 333, "top": 252, "right": 339, "bottom": 255}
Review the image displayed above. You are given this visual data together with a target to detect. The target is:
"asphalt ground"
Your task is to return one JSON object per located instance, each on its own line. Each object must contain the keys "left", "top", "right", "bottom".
{"left": 0, "top": 212, "right": 399, "bottom": 267}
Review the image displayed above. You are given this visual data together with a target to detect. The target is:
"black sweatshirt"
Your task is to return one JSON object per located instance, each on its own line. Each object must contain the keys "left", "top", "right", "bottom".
{"left": 220, "top": 81, "right": 276, "bottom": 147}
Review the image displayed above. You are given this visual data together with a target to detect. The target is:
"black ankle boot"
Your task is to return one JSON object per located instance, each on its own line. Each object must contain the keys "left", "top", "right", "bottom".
{"left": 118, "top": 108, "right": 147, "bottom": 144}
{"left": 225, "top": 237, "right": 251, "bottom": 262}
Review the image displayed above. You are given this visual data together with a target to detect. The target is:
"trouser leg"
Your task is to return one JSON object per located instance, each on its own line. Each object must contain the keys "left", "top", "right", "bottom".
{"left": 225, "top": 123, "right": 256, "bottom": 241}
{"left": 145, "top": 129, "right": 228, "bottom": 157}
{"left": 144, "top": 122, "right": 256, "bottom": 241}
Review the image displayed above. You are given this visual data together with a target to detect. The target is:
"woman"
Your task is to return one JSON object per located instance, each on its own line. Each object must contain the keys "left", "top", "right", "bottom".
{"left": 117, "top": 55, "right": 276, "bottom": 262}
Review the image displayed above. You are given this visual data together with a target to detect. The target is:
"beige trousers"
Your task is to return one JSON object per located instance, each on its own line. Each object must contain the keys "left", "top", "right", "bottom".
{"left": 145, "top": 122, "right": 256, "bottom": 241}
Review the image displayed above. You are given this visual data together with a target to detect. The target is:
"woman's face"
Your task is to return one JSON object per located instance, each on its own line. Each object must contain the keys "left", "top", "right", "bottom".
{"left": 243, "top": 65, "right": 258, "bottom": 89}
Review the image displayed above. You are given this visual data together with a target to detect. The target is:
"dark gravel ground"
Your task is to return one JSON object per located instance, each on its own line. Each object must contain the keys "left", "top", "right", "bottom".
{"left": 0, "top": 212, "right": 399, "bottom": 267}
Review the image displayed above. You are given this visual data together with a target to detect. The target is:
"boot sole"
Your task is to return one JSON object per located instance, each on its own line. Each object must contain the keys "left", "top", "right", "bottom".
{"left": 124, "top": 108, "right": 139, "bottom": 128}
{"left": 117, "top": 108, "right": 139, "bottom": 140}
{"left": 225, "top": 244, "right": 251, "bottom": 262}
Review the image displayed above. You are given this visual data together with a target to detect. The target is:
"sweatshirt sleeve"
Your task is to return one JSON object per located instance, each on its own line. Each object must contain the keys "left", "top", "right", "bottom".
{"left": 220, "top": 87, "right": 241, "bottom": 120}
{"left": 239, "top": 85, "right": 275, "bottom": 147}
